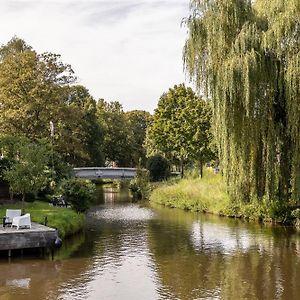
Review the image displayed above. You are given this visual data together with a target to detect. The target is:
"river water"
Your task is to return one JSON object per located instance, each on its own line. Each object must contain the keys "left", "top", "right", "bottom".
{"left": 0, "top": 186, "right": 300, "bottom": 300}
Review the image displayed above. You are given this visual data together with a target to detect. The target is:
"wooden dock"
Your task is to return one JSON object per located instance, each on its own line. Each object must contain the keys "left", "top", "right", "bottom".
{"left": 0, "top": 223, "right": 57, "bottom": 256}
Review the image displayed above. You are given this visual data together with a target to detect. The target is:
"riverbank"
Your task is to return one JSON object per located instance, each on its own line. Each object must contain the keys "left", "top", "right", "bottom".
{"left": 0, "top": 201, "right": 85, "bottom": 238}
{"left": 150, "top": 169, "right": 299, "bottom": 225}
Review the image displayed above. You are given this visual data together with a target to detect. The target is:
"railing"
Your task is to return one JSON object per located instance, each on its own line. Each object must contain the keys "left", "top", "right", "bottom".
{"left": 73, "top": 167, "right": 137, "bottom": 180}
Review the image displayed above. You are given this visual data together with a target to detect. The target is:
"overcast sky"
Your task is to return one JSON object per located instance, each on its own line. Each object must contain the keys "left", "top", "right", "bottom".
{"left": 0, "top": 0, "right": 190, "bottom": 112}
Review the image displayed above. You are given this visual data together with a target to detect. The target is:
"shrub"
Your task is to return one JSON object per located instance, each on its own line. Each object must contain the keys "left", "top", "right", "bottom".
{"left": 60, "top": 179, "right": 96, "bottom": 213}
{"left": 146, "top": 154, "right": 170, "bottom": 182}
{"left": 129, "top": 168, "right": 150, "bottom": 200}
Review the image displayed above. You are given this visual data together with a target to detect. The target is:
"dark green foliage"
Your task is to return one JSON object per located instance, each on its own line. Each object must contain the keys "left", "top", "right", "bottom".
{"left": 96, "top": 100, "right": 133, "bottom": 166}
{"left": 0, "top": 158, "right": 12, "bottom": 180}
{"left": 60, "top": 179, "right": 96, "bottom": 213}
{"left": 66, "top": 85, "right": 104, "bottom": 166}
{"left": 129, "top": 167, "right": 150, "bottom": 200}
{"left": 146, "top": 84, "right": 214, "bottom": 176}
{"left": 125, "top": 110, "right": 152, "bottom": 167}
{"left": 3, "top": 140, "right": 51, "bottom": 201}
{"left": 146, "top": 155, "right": 170, "bottom": 182}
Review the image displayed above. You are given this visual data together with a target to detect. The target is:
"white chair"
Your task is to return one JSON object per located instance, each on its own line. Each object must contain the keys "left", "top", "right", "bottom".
{"left": 12, "top": 213, "right": 31, "bottom": 230}
{"left": 4, "top": 209, "right": 22, "bottom": 227}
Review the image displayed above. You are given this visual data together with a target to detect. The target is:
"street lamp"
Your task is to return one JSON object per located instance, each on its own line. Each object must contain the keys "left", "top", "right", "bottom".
{"left": 49, "top": 121, "right": 55, "bottom": 174}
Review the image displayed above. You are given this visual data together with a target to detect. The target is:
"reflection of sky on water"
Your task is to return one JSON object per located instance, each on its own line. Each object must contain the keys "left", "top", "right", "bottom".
{"left": 58, "top": 209, "right": 163, "bottom": 300}
{"left": 6, "top": 278, "right": 30, "bottom": 289}
{"left": 191, "top": 221, "right": 261, "bottom": 254}
{"left": 92, "top": 204, "right": 155, "bottom": 222}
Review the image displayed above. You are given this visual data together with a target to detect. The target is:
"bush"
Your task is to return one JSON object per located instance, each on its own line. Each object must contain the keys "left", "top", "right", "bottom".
{"left": 60, "top": 179, "right": 96, "bottom": 213}
{"left": 129, "top": 168, "right": 150, "bottom": 200}
{"left": 146, "top": 155, "right": 170, "bottom": 182}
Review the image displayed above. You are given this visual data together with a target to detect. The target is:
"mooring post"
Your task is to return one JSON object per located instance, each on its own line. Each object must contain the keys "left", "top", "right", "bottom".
{"left": 8, "top": 249, "right": 11, "bottom": 257}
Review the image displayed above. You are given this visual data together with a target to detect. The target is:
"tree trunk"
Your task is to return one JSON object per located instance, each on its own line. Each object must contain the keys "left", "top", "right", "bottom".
{"left": 22, "top": 193, "right": 25, "bottom": 211}
{"left": 180, "top": 160, "right": 184, "bottom": 178}
{"left": 199, "top": 160, "right": 203, "bottom": 178}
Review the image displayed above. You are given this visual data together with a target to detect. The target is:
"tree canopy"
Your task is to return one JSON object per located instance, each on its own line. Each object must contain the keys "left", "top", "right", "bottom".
{"left": 125, "top": 110, "right": 151, "bottom": 167}
{"left": 0, "top": 36, "right": 153, "bottom": 200}
{"left": 3, "top": 139, "right": 51, "bottom": 201}
{"left": 0, "top": 37, "right": 105, "bottom": 167}
{"left": 96, "top": 100, "right": 133, "bottom": 166}
{"left": 184, "top": 0, "right": 300, "bottom": 202}
{"left": 146, "top": 84, "right": 213, "bottom": 176}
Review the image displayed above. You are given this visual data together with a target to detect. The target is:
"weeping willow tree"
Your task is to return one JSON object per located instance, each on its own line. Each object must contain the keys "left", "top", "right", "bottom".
{"left": 184, "top": 0, "right": 300, "bottom": 204}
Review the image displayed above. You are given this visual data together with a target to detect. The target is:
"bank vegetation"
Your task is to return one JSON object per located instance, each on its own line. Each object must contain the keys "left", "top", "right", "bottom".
{"left": 150, "top": 169, "right": 300, "bottom": 225}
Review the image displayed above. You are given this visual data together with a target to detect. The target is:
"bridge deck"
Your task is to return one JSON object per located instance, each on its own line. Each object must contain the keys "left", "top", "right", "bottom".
{"left": 74, "top": 167, "right": 137, "bottom": 180}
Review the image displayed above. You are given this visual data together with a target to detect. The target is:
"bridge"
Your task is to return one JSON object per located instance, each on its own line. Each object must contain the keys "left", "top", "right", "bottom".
{"left": 73, "top": 167, "right": 137, "bottom": 180}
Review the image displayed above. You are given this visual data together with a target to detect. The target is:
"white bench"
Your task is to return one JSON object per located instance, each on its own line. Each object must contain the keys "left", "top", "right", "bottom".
{"left": 3, "top": 209, "right": 22, "bottom": 227}
{"left": 12, "top": 213, "right": 31, "bottom": 230}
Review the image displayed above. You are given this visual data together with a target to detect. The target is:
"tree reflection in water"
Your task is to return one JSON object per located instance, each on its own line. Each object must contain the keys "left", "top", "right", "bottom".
{"left": 1, "top": 190, "right": 300, "bottom": 299}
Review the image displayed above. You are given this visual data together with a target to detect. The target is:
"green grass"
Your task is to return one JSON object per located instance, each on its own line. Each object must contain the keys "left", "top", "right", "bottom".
{"left": 150, "top": 169, "right": 231, "bottom": 214}
{"left": 0, "top": 201, "right": 85, "bottom": 238}
{"left": 150, "top": 169, "right": 299, "bottom": 224}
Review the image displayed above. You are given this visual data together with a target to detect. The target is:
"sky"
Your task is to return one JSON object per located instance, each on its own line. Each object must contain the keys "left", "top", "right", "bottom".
{"left": 0, "top": 0, "right": 190, "bottom": 112}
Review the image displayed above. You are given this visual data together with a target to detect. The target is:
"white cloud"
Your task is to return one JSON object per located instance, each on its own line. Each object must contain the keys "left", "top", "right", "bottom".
{"left": 0, "top": 0, "right": 190, "bottom": 112}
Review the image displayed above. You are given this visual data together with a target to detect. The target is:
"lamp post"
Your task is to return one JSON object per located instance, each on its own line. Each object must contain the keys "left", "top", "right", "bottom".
{"left": 49, "top": 121, "right": 55, "bottom": 174}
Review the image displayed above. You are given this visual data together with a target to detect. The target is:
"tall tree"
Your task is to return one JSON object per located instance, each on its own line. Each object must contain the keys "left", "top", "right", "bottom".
{"left": 66, "top": 85, "right": 104, "bottom": 166}
{"left": 184, "top": 0, "right": 300, "bottom": 202}
{"left": 96, "top": 100, "right": 132, "bottom": 166}
{"left": 0, "top": 37, "right": 99, "bottom": 166}
{"left": 0, "top": 38, "right": 76, "bottom": 139}
{"left": 146, "top": 84, "right": 213, "bottom": 177}
{"left": 125, "top": 110, "right": 151, "bottom": 167}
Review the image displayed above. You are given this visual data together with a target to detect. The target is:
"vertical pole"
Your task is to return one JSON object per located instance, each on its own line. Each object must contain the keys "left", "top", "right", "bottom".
{"left": 49, "top": 121, "right": 55, "bottom": 177}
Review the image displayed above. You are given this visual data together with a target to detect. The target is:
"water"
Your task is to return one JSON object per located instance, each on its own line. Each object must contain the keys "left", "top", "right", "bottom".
{"left": 1, "top": 186, "right": 300, "bottom": 299}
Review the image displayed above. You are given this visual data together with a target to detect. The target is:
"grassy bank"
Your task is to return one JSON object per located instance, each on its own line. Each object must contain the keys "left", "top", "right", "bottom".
{"left": 0, "top": 201, "right": 85, "bottom": 238}
{"left": 150, "top": 169, "right": 299, "bottom": 224}
{"left": 150, "top": 170, "right": 231, "bottom": 214}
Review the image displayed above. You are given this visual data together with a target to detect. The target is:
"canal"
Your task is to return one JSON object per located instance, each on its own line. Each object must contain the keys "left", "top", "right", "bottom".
{"left": 0, "top": 186, "right": 300, "bottom": 299}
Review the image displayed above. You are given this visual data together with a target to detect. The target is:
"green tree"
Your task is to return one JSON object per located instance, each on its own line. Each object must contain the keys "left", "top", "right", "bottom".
{"left": 184, "top": 0, "right": 300, "bottom": 203}
{"left": 125, "top": 110, "right": 151, "bottom": 167}
{"left": 65, "top": 85, "right": 104, "bottom": 166}
{"left": 0, "top": 37, "right": 99, "bottom": 166}
{"left": 0, "top": 38, "right": 75, "bottom": 139}
{"left": 3, "top": 142, "right": 51, "bottom": 202}
{"left": 96, "top": 100, "right": 133, "bottom": 166}
{"left": 146, "top": 84, "right": 213, "bottom": 177}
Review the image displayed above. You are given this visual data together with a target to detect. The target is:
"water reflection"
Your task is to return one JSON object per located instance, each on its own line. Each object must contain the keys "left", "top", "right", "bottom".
{"left": 0, "top": 188, "right": 300, "bottom": 299}
{"left": 148, "top": 207, "right": 300, "bottom": 300}
{"left": 96, "top": 185, "right": 132, "bottom": 204}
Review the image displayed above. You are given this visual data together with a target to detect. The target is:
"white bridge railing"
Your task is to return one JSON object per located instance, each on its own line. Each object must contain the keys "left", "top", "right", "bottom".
{"left": 73, "top": 167, "right": 137, "bottom": 180}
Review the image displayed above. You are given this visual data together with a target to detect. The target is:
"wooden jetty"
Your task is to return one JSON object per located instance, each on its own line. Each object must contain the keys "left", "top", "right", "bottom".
{"left": 0, "top": 222, "right": 57, "bottom": 256}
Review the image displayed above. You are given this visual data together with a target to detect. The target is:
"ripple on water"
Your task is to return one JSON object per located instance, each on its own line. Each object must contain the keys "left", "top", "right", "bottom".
{"left": 90, "top": 204, "right": 155, "bottom": 223}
